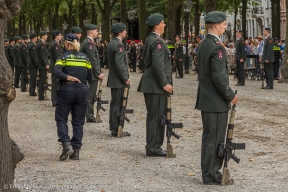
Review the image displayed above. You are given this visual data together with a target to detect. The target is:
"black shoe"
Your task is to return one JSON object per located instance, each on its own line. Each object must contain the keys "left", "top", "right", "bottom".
{"left": 69, "top": 148, "right": 79, "bottom": 160}
{"left": 111, "top": 131, "right": 131, "bottom": 137}
{"left": 146, "top": 149, "right": 167, "bottom": 157}
{"left": 265, "top": 86, "right": 273, "bottom": 89}
{"left": 176, "top": 76, "right": 183, "bottom": 79}
{"left": 111, "top": 132, "right": 117, "bottom": 137}
{"left": 59, "top": 142, "right": 74, "bottom": 161}
{"left": 204, "top": 181, "right": 221, "bottom": 185}
{"left": 235, "top": 83, "right": 244, "bottom": 86}
{"left": 86, "top": 119, "right": 96, "bottom": 123}
{"left": 14, "top": 85, "right": 20, "bottom": 88}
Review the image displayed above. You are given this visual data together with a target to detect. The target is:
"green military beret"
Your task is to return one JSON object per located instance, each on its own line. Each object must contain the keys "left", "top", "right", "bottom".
{"left": 29, "top": 33, "right": 37, "bottom": 39}
{"left": 39, "top": 31, "right": 47, "bottom": 36}
{"left": 4, "top": 39, "right": 9, "bottom": 42}
{"left": 111, "top": 23, "right": 126, "bottom": 33}
{"left": 205, "top": 11, "right": 226, "bottom": 23}
{"left": 52, "top": 30, "right": 61, "bottom": 36}
{"left": 14, "top": 36, "right": 22, "bottom": 41}
{"left": 86, "top": 24, "right": 98, "bottom": 30}
{"left": 71, "top": 26, "right": 82, "bottom": 34}
{"left": 9, "top": 37, "right": 15, "bottom": 41}
{"left": 146, "top": 13, "right": 164, "bottom": 27}
{"left": 21, "top": 34, "right": 28, "bottom": 40}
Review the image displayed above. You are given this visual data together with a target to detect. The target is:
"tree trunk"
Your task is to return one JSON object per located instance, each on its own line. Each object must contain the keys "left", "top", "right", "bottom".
{"left": 175, "top": 4, "right": 182, "bottom": 38}
{"left": 272, "top": 0, "right": 281, "bottom": 38}
{"left": 138, "top": 0, "right": 146, "bottom": 42}
{"left": 280, "top": 0, "right": 288, "bottom": 82}
{"left": 91, "top": 2, "right": 97, "bottom": 25}
{"left": 0, "top": 2, "right": 25, "bottom": 191}
{"left": 233, "top": 4, "right": 238, "bottom": 42}
{"left": 194, "top": 0, "right": 200, "bottom": 39}
{"left": 120, "top": 0, "right": 127, "bottom": 47}
{"left": 241, "top": 0, "right": 247, "bottom": 39}
{"left": 205, "top": 0, "right": 216, "bottom": 13}
{"left": 167, "top": 0, "right": 179, "bottom": 40}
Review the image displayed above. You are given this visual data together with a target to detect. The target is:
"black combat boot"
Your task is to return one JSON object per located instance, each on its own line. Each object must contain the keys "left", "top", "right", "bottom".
{"left": 69, "top": 147, "right": 80, "bottom": 160}
{"left": 59, "top": 142, "right": 74, "bottom": 161}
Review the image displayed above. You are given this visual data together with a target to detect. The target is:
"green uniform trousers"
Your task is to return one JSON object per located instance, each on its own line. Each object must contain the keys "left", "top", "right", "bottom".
{"left": 29, "top": 68, "right": 37, "bottom": 96}
{"left": 236, "top": 61, "right": 245, "bottom": 85}
{"left": 38, "top": 69, "right": 47, "bottom": 100}
{"left": 109, "top": 88, "right": 123, "bottom": 134}
{"left": 20, "top": 67, "right": 27, "bottom": 92}
{"left": 176, "top": 60, "right": 183, "bottom": 77}
{"left": 144, "top": 93, "right": 166, "bottom": 153}
{"left": 14, "top": 66, "right": 22, "bottom": 87}
{"left": 264, "top": 62, "right": 273, "bottom": 87}
{"left": 51, "top": 74, "right": 58, "bottom": 105}
{"left": 201, "top": 111, "right": 228, "bottom": 183}
{"left": 86, "top": 80, "right": 99, "bottom": 121}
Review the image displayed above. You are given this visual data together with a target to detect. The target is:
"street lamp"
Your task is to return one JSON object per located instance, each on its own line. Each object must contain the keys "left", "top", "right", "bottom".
{"left": 183, "top": 0, "right": 193, "bottom": 74}
{"left": 189, "top": 19, "right": 194, "bottom": 41}
{"left": 127, "top": 9, "right": 136, "bottom": 40}
{"left": 98, "top": 25, "right": 102, "bottom": 41}
{"left": 236, "top": 19, "right": 240, "bottom": 30}
{"left": 83, "top": 17, "right": 91, "bottom": 26}
{"left": 62, "top": 21, "right": 68, "bottom": 34}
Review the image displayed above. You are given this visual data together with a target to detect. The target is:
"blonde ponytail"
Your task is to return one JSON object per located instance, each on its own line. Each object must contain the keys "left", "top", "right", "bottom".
{"left": 66, "top": 40, "right": 80, "bottom": 51}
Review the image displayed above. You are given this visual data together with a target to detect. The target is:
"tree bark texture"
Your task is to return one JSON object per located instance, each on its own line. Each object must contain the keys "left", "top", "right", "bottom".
{"left": 241, "top": 0, "right": 247, "bottom": 39}
{"left": 205, "top": 0, "right": 216, "bottom": 13}
{"left": 167, "top": 0, "right": 179, "bottom": 41}
{"left": 120, "top": 0, "right": 127, "bottom": 47}
{"left": 138, "top": 0, "right": 147, "bottom": 41}
{"left": 271, "top": 0, "right": 281, "bottom": 39}
{"left": 194, "top": 0, "right": 200, "bottom": 39}
{"left": 0, "top": 1, "right": 25, "bottom": 191}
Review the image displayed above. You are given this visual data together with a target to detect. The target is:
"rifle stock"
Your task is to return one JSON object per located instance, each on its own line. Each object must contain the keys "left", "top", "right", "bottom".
{"left": 96, "top": 78, "right": 108, "bottom": 123}
{"left": 116, "top": 84, "right": 133, "bottom": 137}
{"left": 218, "top": 90, "right": 245, "bottom": 186}
{"left": 161, "top": 94, "right": 182, "bottom": 158}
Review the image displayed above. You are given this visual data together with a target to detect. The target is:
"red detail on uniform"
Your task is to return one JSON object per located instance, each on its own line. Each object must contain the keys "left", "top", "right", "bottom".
{"left": 56, "top": 47, "right": 58, "bottom": 50}
{"left": 157, "top": 43, "right": 162, "bottom": 49}
{"left": 270, "top": 40, "right": 272, "bottom": 43}
{"left": 42, "top": 46, "right": 44, "bottom": 49}
{"left": 89, "top": 45, "right": 92, "bottom": 49}
{"left": 218, "top": 50, "right": 223, "bottom": 59}
{"left": 216, "top": 41, "right": 221, "bottom": 44}
{"left": 119, "top": 47, "right": 123, "bottom": 52}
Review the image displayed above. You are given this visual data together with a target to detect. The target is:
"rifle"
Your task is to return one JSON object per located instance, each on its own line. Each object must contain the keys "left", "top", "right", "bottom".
{"left": 116, "top": 84, "right": 133, "bottom": 137}
{"left": 95, "top": 78, "right": 109, "bottom": 123}
{"left": 161, "top": 94, "right": 182, "bottom": 158}
{"left": 218, "top": 90, "right": 245, "bottom": 186}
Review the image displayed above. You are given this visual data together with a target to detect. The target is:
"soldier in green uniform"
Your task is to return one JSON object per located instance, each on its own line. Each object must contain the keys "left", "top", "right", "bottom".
{"left": 19, "top": 35, "right": 29, "bottom": 92}
{"left": 71, "top": 26, "right": 82, "bottom": 40}
{"left": 49, "top": 30, "right": 62, "bottom": 106}
{"left": 7, "top": 37, "right": 15, "bottom": 72}
{"left": 173, "top": 35, "right": 184, "bottom": 78}
{"left": 260, "top": 28, "right": 275, "bottom": 89}
{"left": 235, "top": 30, "right": 246, "bottom": 86}
{"left": 13, "top": 36, "right": 22, "bottom": 88}
{"left": 36, "top": 31, "right": 49, "bottom": 100}
{"left": 195, "top": 11, "right": 238, "bottom": 185}
{"left": 80, "top": 24, "right": 104, "bottom": 123}
{"left": 138, "top": 13, "right": 173, "bottom": 157}
{"left": 27, "top": 33, "right": 38, "bottom": 96}
{"left": 107, "top": 23, "right": 131, "bottom": 137}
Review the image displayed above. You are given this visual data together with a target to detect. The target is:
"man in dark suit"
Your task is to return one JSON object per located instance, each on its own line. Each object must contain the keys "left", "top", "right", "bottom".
{"left": 138, "top": 13, "right": 173, "bottom": 157}
{"left": 260, "top": 28, "right": 275, "bottom": 89}
{"left": 80, "top": 24, "right": 104, "bottom": 123}
{"left": 49, "top": 30, "right": 62, "bottom": 106}
{"left": 195, "top": 11, "right": 238, "bottom": 185}
{"left": 27, "top": 33, "right": 38, "bottom": 96}
{"left": 235, "top": 30, "right": 246, "bottom": 86}
{"left": 107, "top": 23, "right": 131, "bottom": 137}
{"left": 173, "top": 35, "right": 184, "bottom": 78}
{"left": 36, "top": 31, "right": 49, "bottom": 100}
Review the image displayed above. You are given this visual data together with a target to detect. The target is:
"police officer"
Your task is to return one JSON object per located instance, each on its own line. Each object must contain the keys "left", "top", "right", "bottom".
{"left": 36, "top": 31, "right": 49, "bottom": 100}
{"left": 195, "top": 11, "right": 238, "bottom": 185}
{"left": 235, "top": 30, "right": 246, "bottom": 86}
{"left": 80, "top": 24, "right": 104, "bottom": 123}
{"left": 273, "top": 38, "right": 281, "bottom": 80}
{"left": 19, "top": 34, "right": 29, "bottom": 92}
{"left": 13, "top": 36, "right": 22, "bottom": 88}
{"left": 174, "top": 35, "right": 184, "bottom": 78}
{"left": 54, "top": 33, "right": 92, "bottom": 161}
{"left": 260, "top": 28, "right": 275, "bottom": 89}
{"left": 27, "top": 33, "right": 38, "bottom": 96}
{"left": 107, "top": 23, "right": 131, "bottom": 137}
{"left": 7, "top": 37, "right": 15, "bottom": 72}
{"left": 49, "top": 30, "right": 62, "bottom": 107}
{"left": 138, "top": 13, "right": 172, "bottom": 157}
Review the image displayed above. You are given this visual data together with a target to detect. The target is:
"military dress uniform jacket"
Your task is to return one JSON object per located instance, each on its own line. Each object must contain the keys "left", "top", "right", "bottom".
{"left": 195, "top": 34, "right": 235, "bottom": 112}
{"left": 137, "top": 33, "right": 172, "bottom": 95}
{"left": 36, "top": 40, "right": 49, "bottom": 69}
{"left": 174, "top": 42, "right": 183, "bottom": 61}
{"left": 19, "top": 43, "right": 28, "bottom": 68}
{"left": 13, "top": 44, "right": 20, "bottom": 67}
{"left": 7, "top": 44, "right": 14, "bottom": 65}
{"left": 48, "top": 39, "right": 61, "bottom": 73}
{"left": 80, "top": 37, "right": 101, "bottom": 81}
{"left": 27, "top": 42, "right": 38, "bottom": 68}
{"left": 262, "top": 36, "right": 275, "bottom": 63}
{"left": 107, "top": 38, "right": 129, "bottom": 89}
{"left": 235, "top": 37, "right": 246, "bottom": 61}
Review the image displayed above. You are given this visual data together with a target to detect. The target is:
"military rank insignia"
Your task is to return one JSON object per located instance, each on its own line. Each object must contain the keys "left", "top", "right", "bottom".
{"left": 89, "top": 45, "right": 92, "bottom": 49}
{"left": 157, "top": 43, "right": 162, "bottom": 49}
{"left": 119, "top": 47, "right": 123, "bottom": 52}
{"left": 218, "top": 50, "right": 223, "bottom": 59}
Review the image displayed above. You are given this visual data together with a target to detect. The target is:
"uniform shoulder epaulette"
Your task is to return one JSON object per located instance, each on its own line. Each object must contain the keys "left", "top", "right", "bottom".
{"left": 214, "top": 38, "right": 221, "bottom": 45}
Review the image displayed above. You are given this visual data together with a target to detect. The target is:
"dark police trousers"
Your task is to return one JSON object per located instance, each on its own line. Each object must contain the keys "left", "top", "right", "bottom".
{"left": 55, "top": 83, "right": 89, "bottom": 149}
